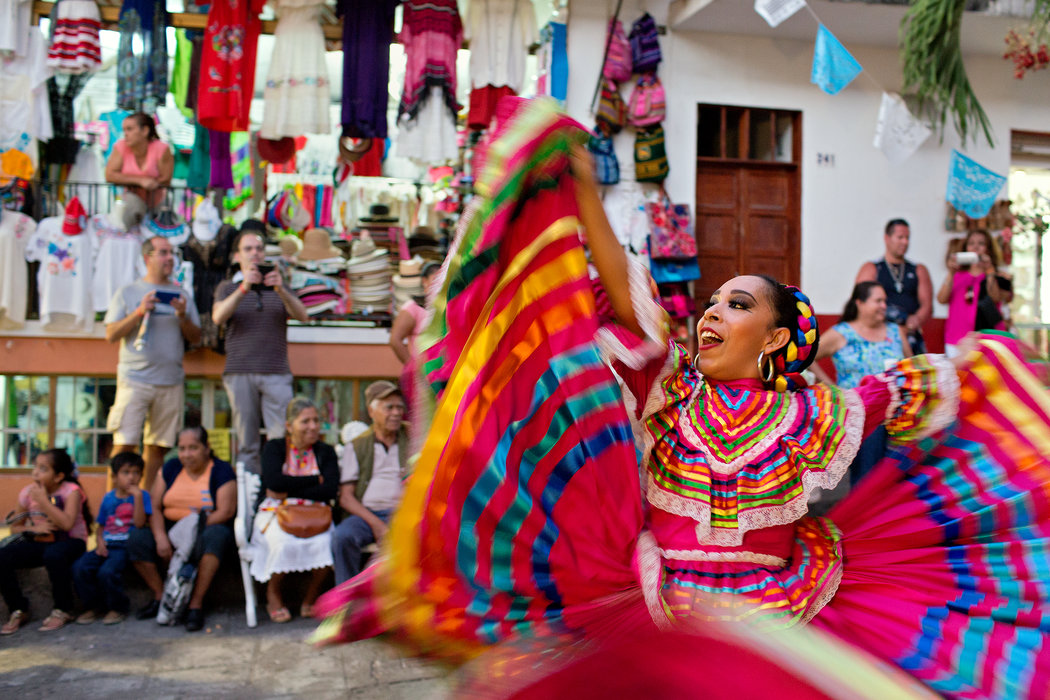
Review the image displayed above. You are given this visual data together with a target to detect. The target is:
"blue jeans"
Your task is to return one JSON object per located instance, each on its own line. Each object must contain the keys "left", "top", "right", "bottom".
{"left": 331, "top": 509, "right": 392, "bottom": 584}
{"left": 73, "top": 546, "right": 130, "bottom": 613}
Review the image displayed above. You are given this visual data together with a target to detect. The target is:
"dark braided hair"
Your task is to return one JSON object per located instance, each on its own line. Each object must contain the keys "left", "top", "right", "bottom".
{"left": 755, "top": 276, "right": 820, "bottom": 392}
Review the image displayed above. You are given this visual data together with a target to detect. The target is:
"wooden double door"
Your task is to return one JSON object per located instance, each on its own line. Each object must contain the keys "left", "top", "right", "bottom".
{"left": 693, "top": 161, "right": 800, "bottom": 304}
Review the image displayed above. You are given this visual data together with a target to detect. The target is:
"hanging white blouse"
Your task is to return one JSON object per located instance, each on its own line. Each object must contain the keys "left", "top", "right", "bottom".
{"left": 465, "top": 0, "right": 538, "bottom": 92}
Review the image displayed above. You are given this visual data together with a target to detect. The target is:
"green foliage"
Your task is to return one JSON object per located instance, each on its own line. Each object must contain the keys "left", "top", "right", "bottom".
{"left": 899, "top": 0, "right": 995, "bottom": 147}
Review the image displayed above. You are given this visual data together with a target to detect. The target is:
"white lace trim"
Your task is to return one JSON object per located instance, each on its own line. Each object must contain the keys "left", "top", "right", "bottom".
{"left": 646, "top": 389, "right": 866, "bottom": 547}
{"left": 913, "top": 354, "right": 960, "bottom": 439}
{"left": 677, "top": 388, "right": 800, "bottom": 475}
{"left": 799, "top": 560, "right": 844, "bottom": 626}
{"left": 593, "top": 258, "right": 670, "bottom": 372}
{"left": 635, "top": 530, "right": 672, "bottom": 630}
{"left": 880, "top": 373, "right": 902, "bottom": 424}
{"left": 657, "top": 548, "right": 788, "bottom": 568}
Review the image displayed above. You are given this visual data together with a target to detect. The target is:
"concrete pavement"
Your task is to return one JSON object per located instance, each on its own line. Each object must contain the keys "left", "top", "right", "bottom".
{"left": 0, "top": 607, "right": 450, "bottom": 699}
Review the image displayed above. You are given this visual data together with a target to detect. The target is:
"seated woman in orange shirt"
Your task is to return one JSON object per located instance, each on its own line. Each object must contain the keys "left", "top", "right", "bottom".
{"left": 127, "top": 426, "right": 236, "bottom": 631}
{"left": 104, "top": 112, "right": 174, "bottom": 211}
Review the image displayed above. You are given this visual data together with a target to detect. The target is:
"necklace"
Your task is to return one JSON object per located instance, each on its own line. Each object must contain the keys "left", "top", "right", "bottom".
{"left": 886, "top": 261, "right": 905, "bottom": 294}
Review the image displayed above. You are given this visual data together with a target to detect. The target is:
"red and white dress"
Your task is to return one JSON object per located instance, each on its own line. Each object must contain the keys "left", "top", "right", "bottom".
{"left": 46, "top": 0, "right": 101, "bottom": 73}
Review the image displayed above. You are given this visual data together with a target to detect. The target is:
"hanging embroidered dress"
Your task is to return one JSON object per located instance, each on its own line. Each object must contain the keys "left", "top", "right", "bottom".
{"left": 395, "top": 0, "right": 461, "bottom": 163}
{"left": 315, "top": 99, "right": 1050, "bottom": 699}
{"left": 259, "top": 0, "right": 330, "bottom": 139}
{"left": 197, "top": 0, "right": 264, "bottom": 133}
{"left": 46, "top": 0, "right": 102, "bottom": 74}
{"left": 116, "top": 0, "right": 166, "bottom": 112}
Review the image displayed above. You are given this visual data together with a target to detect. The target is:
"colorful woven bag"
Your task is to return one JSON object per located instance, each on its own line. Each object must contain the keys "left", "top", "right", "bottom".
{"left": 627, "top": 73, "right": 665, "bottom": 127}
{"left": 634, "top": 125, "right": 669, "bottom": 183}
{"left": 602, "top": 19, "right": 633, "bottom": 84}
{"left": 630, "top": 13, "right": 662, "bottom": 74}
{"left": 595, "top": 79, "right": 626, "bottom": 134}
{"left": 587, "top": 128, "right": 619, "bottom": 185}
{"left": 646, "top": 190, "right": 696, "bottom": 259}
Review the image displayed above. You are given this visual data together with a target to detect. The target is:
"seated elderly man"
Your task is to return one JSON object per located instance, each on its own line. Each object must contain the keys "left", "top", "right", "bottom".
{"left": 331, "top": 381, "right": 409, "bottom": 584}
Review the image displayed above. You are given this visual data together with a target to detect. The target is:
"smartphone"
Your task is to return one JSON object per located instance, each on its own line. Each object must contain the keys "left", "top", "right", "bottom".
{"left": 154, "top": 290, "right": 181, "bottom": 305}
{"left": 252, "top": 262, "right": 278, "bottom": 291}
{"left": 955, "top": 251, "right": 979, "bottom": 266}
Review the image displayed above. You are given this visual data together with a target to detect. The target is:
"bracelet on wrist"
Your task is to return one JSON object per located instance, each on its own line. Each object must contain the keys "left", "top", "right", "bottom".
{"left": 240, "top": 282, "right": 250, "bottom": 294}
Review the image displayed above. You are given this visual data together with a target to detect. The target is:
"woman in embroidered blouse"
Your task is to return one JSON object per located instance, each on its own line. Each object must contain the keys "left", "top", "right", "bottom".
{"left": 129, "top": 426, "right": 236, "bottom": 631}
{"left": 249, "top": 396, "right": 338, "bottom": 623}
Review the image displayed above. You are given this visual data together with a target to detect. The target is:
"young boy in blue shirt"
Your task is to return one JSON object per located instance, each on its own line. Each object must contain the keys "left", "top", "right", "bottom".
{"left": 72, "top": 452, "right": 152, "bottom": 624}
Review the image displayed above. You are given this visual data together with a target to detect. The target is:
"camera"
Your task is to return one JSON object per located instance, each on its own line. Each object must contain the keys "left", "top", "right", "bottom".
{"left": 955, "top": 251, "right": 979, "bottom": 266}
{"left": 252, "top": 262, "right": 277, "bottom": 290}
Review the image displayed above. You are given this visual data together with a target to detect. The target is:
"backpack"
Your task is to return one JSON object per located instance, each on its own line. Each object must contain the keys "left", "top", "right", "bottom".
{"left": 635, "top": 125, "right": 669, "bottom": 184}
{"left": 155, "top": 512, "right": 207, "bottom": 626}
{"left": 630, "top": 13, "right": 662, "bottom": 74}
{"left": 602, "top": 19, "right": 633, "bottom": 84}
{"left": 587, "top": 128, "right": 619, "bottom": 186}
{"left": 595, "top": 79, "right": 626, "bottom": 134}
{"left": 628, "top": 73, "right": 665, "bottom": 127}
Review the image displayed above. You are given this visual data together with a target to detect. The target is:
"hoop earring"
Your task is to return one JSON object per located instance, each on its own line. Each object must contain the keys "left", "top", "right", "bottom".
{"left": 757, "top": 350, "right": 775, "bottom": 383}
{"left": 694, "top": 353, "right": 701, "bottom": 366}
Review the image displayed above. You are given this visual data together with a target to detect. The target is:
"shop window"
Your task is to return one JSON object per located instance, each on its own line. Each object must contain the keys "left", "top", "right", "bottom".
{"left": 52, "top": 377, "right": 116, "bottom": 469}
{"left": 1, "top": 376, "right": 51, "bottom": 467}
{"left": 697, "top": 104, "right": 800, "bottom": 163}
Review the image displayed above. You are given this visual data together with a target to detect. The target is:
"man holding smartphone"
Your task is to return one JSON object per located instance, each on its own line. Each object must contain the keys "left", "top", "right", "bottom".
{"left": 212, "top": 222, "right": 309, "bottom": 474}
{"left": 104, "top": 236, "right": 202, "bottom": 487}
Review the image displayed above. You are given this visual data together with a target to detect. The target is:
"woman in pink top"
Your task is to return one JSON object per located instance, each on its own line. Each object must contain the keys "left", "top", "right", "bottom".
{"left": 0, "top": 448, "right": 92, "bottom": 635}
{"left": 389, "top": 262, "right": 441, "bottom": 418}
{"left": 937, "top": 229, "right": 1012, "bottom": 356}
{"left": 105, "top": 112, "right": 174, "bottom": 210}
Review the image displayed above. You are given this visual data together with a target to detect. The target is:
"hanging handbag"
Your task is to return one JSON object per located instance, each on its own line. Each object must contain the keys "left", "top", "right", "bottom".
{"left": 596, "top": 79, "right": 626, "bottom": 134}
{"left": 635, "top": 125, "right": 669, "bottom": 183}
{"left": 587, "top": 128, "right": 619, "bottom": 185}
{"left": 276, "top": 501, "right": 332, "bottom": 538}
{"left": 630, "top": 13, "right": 662, "bottom": 74}
{"left": 602, "top": 18, "right": 633, "bottom": 84}
{"left": 627, "top": 73, "right": 666, "bottom": 127}
{"left": 649, "top": 257, "right": 701, "bottom": 284}
{"left": 646, "top": 191, "right": 696, "bottom": 259}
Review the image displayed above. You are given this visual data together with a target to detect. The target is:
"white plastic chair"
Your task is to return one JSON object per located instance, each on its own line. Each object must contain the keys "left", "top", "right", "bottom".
{"left": 234, "top": 461, "right": 260, "bottom": 628}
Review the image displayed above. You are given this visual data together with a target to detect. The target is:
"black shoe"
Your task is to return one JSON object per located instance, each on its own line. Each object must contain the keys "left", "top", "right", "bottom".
{"left": 136, "top": 600, "right": 160, "bottom": 620}
{"left": 184, "top": 608, "right": 204, "bottom": 632}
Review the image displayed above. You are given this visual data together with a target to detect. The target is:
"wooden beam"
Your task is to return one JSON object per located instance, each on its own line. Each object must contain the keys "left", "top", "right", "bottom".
{"left": 32, "top": 1, "right": 345, "bottom": 42}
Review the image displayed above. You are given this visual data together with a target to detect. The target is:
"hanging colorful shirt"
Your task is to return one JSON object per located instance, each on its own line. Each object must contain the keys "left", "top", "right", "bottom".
{"left": 197, "top": 0, "right": 264, "bottom": 133}
{"left": 116, "top": 0, "right": 168, "bottom": 112}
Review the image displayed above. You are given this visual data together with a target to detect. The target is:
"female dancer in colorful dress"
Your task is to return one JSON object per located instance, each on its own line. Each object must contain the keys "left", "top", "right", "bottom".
{"left": 315, "top": 99, "right": 1050, "bottom": 699}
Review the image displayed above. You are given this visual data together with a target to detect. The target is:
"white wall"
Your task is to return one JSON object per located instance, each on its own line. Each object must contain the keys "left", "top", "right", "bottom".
{"left": 563, "top": 2, "right": 1050, "bottom": 314}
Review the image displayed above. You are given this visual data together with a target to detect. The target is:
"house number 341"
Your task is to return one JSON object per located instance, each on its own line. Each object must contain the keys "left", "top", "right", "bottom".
{"left": 817, "top": 153, "right": 835, "bottom": 166}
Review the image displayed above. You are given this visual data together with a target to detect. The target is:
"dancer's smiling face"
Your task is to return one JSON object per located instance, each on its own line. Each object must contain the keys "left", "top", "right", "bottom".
{"left": 696, "top": 275, "right": 790, "bottom": 382}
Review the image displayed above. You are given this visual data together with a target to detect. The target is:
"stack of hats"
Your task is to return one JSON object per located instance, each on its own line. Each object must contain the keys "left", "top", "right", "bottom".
{"left": 356, "top": 204, "right": 401, "bottom": 263}
{"left": 407, "top": 225, "right": 443, "bottom": 263}
{"left": 297, "top": 227, "right": 345, "bottom": 274}
{"left": 392, "top": 256, "right": 425, "bottom": 307}
{"left": 345, "top": 235, "right": 392, "bottom": 313}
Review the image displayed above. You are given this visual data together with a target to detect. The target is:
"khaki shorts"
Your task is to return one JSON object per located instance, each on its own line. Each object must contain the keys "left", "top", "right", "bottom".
{"left": 106, "top": 377, "right": 183, "bottom": 448}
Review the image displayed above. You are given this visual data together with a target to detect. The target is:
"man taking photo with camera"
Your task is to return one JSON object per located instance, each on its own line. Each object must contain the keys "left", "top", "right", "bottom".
{"left": 212, "top": 221, "right": 310, "bottom": 474}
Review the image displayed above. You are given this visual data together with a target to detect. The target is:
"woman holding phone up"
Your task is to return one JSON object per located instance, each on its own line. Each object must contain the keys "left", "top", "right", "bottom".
{"left": 937, "top": 229, "right": 1012, "bottom": 357}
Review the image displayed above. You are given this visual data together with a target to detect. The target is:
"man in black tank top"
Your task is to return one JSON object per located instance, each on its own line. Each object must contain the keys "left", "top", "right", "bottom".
{"left": 855, "top": 219, "right": 932, "bottom": 354}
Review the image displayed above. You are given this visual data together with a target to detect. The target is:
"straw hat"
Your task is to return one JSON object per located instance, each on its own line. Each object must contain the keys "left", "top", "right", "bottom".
{"left": 278, "top": 235, "right": 302, "bottom": 258}
{"left": 297, "top": 228, "right": 343, "bottom": 261}
{"left": 347, "top": 237, "right": 387, "bottom": 267}
{"left": 397, "top": 257, "right": 423, "bottom": 277}
{"left": 359, "top": 204, "right": 399, "bottom": 224}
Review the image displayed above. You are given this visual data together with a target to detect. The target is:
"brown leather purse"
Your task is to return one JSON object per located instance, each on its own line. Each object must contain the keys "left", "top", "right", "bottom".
{"left": 275, "top": 502, "right": 332, "bottom": 538}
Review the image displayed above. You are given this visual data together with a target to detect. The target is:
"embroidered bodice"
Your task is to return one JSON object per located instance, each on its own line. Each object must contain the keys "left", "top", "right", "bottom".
{"left": 607, "top": 331, "right": 955, "bottom": 552}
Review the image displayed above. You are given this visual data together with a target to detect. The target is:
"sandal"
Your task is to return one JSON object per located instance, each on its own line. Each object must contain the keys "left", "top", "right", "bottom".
{"left": 299, "top": 604, "right": 314, "bottom": 619}
{"left": 75, "top": 610, "right": 99, "bottom": 625}
{"left": 0, "top": 610, "right": 28, "bottom": 635}
{"left": 39, "top": 610, "right": 72, "bottom": 632}
{"left": 267, "top": 606, "right": 292, "bottom": 624}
